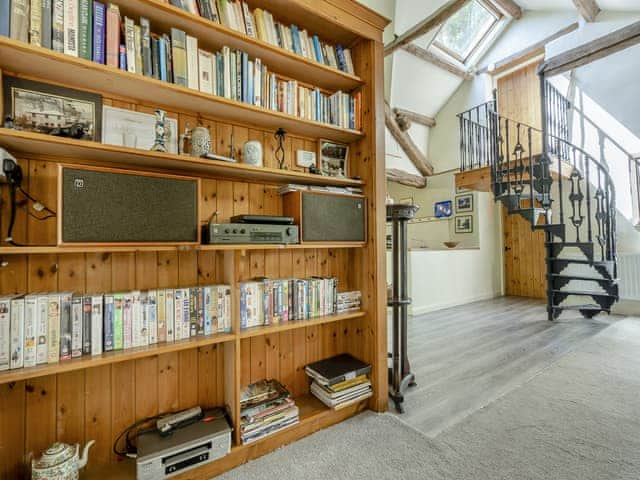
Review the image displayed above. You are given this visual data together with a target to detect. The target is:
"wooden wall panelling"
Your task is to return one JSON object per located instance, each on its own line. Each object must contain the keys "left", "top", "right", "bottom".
{"left": 0, "top": 381, "right": 26, "bottom": 479}
{"left": 110, "top": 361, "right": 135, "bottom": 461}
{"left": 56, "top": 370, "right": 86, "bottom": 445}
{"left": 84, "top": 365, "right": 112, "bottom": 465}
{"left": 25, "top": 375, "right": 57, "bottom": 465}
{"left": 178, "top": 349, "right": 199, "bottom": 409}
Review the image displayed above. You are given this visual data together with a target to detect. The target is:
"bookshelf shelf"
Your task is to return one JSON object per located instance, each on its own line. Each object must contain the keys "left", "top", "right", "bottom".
{"left": 0, "top": 129, "right": 365, "bottom": 186}
{"left": 0, "top": 38, "right": 364, "bottom": 143}
{"left": 0, "top": 332, "right": 236, "bottom": 386}
{"left": 239, "top": 311, "right": 365, "bottom": 339}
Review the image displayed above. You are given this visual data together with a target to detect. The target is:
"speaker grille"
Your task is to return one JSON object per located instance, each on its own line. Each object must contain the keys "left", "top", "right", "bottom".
{"left": 61, "top": 168, "right": 198, "bottom": 243}
{"left": 301, "top": 193, "right": 365, "bottom": 242}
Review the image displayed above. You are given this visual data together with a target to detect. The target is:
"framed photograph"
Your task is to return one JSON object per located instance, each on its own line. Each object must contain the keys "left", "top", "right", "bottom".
{"left": 2, "top": 75, "right": 102, "bottom": 141}
{"left": 102, "top": 106, "right": 179, "bottom": 154}
{"left": 455, "top": 215, "right": 473, "bottom": 234}
{"left": 434, "top": 200, "right": 452, "bottom": 218}
{"left": 318, "top": 139, "right": 349, "bottom": 177}
{"left": 456, "top": 194, "right": 473, "bottom": 213}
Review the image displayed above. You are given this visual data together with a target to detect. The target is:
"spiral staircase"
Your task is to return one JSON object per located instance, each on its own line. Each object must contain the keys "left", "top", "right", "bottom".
{"left": 458, "top": 79, "right": 618, "bottom": 321}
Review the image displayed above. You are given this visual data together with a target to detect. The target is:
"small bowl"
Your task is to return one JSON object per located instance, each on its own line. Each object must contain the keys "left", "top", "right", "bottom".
{"left": 443, "top": 241, "right": 460, "bottom": 249}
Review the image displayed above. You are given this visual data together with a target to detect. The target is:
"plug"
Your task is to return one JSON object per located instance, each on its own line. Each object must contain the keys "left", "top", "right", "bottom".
{"left": 1, "top": 148, "right": 22, "bottom": 187}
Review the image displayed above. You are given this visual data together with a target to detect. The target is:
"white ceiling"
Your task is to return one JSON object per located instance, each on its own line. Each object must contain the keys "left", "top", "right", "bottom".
{"left": 517, "top": 0, "right": 640, "bottom": 10}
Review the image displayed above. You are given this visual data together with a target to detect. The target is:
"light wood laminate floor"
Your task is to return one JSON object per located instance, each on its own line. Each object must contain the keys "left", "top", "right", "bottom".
{"left": 391, "top": 296, "right": 620, "bottom": 437}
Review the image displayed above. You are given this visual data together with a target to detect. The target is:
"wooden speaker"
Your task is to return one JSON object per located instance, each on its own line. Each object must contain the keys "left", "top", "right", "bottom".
{"left": 58, "top": 165, "right": 200, "bottom": 245}
{"left": 283, "top": 191, "right": 366, "bottom": 242}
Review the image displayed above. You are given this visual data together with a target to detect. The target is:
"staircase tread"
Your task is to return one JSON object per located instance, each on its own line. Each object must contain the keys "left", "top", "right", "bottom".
{"left": 552, "top": 289, "right": 616, "bottom": 297}
{"left": 549, "top": 257, "right": 612, "bottom": 266}
{"left": 546, "top": 242, "right": 593, "bottom": 247}
{"left": 550, "top": 274, "right": 618, "bottom": 283}
{"left": 552, "top": 304, "right": 608, "bottom": 311}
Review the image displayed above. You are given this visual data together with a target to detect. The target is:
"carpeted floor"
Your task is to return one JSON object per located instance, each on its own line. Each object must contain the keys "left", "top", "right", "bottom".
{"left": 220, "top": 317, "right": 640, "bottom": 479}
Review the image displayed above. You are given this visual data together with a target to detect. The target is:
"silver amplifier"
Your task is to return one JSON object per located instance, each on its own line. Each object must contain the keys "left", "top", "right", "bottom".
{"left": 136, "top": 414, "right": 231, "bottom": 479}
{"left": 203, "top": 223, "right": 299, "bottom": 244}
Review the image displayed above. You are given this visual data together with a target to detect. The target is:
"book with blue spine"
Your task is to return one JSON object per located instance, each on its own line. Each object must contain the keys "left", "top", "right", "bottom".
{"left": 103, "top": 294, "right": 114, "bottom": 351}
{"left": 119, "top": 44, "right": 127, "bottom": 70}
{"left": 0, "top": 0, "right": 10, "bottom": 37}
{"left": 158, "top": 37, "right": 167, "bottom": 81}
{"left": 335, "top": 44, "right": 347, "bottom": 72}
{"left": 312, "top": 35, "right": 323, "bottom": 63}
{"left": 92, "top": 1, "right": 106, "bottom": 63}
{"left": 290, "top": 25, "right": 301, "bottom": 55}
{"left": 248, "top": 60, "right": 254, "bottom": 107}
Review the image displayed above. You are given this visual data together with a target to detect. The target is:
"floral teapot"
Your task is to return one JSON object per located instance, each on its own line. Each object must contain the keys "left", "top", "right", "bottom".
{"left": 31, "top": 440, "right": 95, "bottom": 480}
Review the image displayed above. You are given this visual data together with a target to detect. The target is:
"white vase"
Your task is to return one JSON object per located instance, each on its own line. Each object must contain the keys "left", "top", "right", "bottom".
{"left": 243, "top": 140, "right": 263, "bottom": 167}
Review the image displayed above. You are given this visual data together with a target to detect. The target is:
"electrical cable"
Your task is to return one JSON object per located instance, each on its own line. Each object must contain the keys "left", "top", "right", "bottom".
{"left": 19, "top": 187, "right": 56, "bottom": 215}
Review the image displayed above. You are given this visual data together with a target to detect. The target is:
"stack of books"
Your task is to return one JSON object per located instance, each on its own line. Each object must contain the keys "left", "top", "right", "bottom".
{"left": 336, "top": 291, "right": 362, "bottom": 313}
{"left": 239, "top": 277, "right": 338, "bottom": 329}
{"left": 240, "top": 379, "right": 299, "bottom": 444}
{"left": 306, "top": 354, "right": 372, "bottom": 409}
{"left": 277, "top": 185, "right": 364, "bottom": 196}
{"left": 0, "top": 285, "right": 231, "bottom": 372}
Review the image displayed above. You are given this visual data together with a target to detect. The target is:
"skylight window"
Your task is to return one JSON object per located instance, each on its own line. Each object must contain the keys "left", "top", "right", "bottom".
{"left": 433, "top": 0, "right": 500, "bottom": 63}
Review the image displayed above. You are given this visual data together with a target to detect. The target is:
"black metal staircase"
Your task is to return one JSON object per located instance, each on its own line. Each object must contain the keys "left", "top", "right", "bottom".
{"left": 457, "top": 79, "right": 618, "bottom": 321}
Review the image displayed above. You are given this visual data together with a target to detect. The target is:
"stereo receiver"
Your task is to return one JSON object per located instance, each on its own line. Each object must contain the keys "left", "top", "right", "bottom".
{"left": 202, "top": 223, "right": 299, "bottom": 244}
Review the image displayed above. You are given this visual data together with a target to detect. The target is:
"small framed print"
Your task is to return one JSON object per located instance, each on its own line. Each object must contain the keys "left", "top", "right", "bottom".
{"left": 434, "top": 200, "right": 452, "bottom": 218}
{"left": 456, "top": 194, "right": 473, "bottom": 213}
{"left": 102, "top": 106, "right": 179, "bottom": 153}
{"left": 455, "top": 215, "right": 473, "bottom": 234}
{"left": 318, "top": 139, "right": 349, "bottom": 177}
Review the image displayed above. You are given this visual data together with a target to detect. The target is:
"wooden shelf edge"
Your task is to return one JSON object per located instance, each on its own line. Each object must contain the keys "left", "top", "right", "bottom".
{"left": 239, "top": 311, "right": 365, "bottom": 339}
{"left": 0, "top": 332, "right": 236, "bottom": 385}
{"left": 0, "top": 38, "right": 364, "bottom": 143}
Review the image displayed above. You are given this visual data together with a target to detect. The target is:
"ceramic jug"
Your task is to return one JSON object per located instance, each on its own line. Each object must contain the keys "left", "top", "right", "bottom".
{"left": 31, "top": 440, "right": 95, "bottom": 480}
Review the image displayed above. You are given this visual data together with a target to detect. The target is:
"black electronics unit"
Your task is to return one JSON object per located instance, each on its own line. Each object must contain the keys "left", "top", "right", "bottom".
{"left": 202, "top": 223, "right": 299, "bottom": 244}
{"left": 230, "top": 214, "right": 294, "bottom": 225}
{"left": 59, "top": 165, "right": 200, "bottom": 244}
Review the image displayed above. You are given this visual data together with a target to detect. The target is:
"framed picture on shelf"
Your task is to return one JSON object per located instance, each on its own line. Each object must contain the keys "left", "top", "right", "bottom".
{"left": 101, "top": 106, "right": 179, "bottom": 154}
{"left": 318, "top": 139, "right": 349, "bottom": 177}
{"left": 455, "top": 194, "right": 473, "bottom": 213}
{"left": 434, "top": 200, "right": 452, "bottom": 218}
{"left": 455, "top": 215, "right": 473, "bottom": 234}
{"left": 2, "top": 74, "right": 102, "bottom": 141}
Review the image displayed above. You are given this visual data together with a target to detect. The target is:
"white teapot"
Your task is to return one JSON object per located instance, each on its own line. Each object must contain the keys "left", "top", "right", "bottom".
{"left": 31, "top": 440, "right": 95, "bottom": 480}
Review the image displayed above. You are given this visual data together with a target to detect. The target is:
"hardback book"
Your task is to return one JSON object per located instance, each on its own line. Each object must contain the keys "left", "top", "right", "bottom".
{"left": 158, "top": 35, "right": 167, "bottom": 81}
{"left": 163, "top": 32, "right": 173, "bottom": 82}
{"left": 182, "top": 0, "right": 197, "bottom": 15}
{"left": 196, "top": 287, "right": 204, "bottom": 336}
{"left": 140, "top": 17, "right": 152, "bottom": 77}
{"left": 312, "top": 35, "right": 323, "bottom": 63}
{"left": 90, "top": 295, "right": 103, "bottom": 355}
{"left": 170, "top": 28, "right": 188, "bottom": 86}
{"left": 36, "top": 294, "right": 48, "bottom": 364}
{"left": 198, "top": 49, "right": 213, "bottom": 94}
{"left": 157, "top": 289, "right": 166, "bottom": 342}
{"left": 0, "top": 297, "right": 12, "bottom": 371}
{"left": 78, "top": 0, "right": 92, "bottom": 60}
{"left": 59, "top": 292, "right": 73, "bottom": 360}
{"left": 119, "top": 43, "right": 126, "bottom": 70}
{"left": 10, "top": 297, "right": 25, "bottom": 369}
{"left": 134, "top": 24, "right": 143, "bottom": 75}
{"left": 165, "top": 289, "right": 175, "bottom": 342}
{"left": 344, "top": 48, "right": 354, "bottom": 74}
{"left": 131, "top": 291, "right": 143, "bottom": 347}
{"left": 208, "top": 0, "right": 219, "bottom": 22}
{"left": 147, "top": 290, "right": 157, "bottom": 344}
{"left": 52, "top": 0, "right": 64, "bottom": 51}
{"left": 10, "top": 0, "right": 30, "bottom": 42}
{"left": 92, "top": 1, "right": 106, "bottom": 63}
{"left": 123, "top": 293, "right": 133, "bottom": 349}
{"left": 241, "top": 1, "right": 254, "bottom": 37}
{"left": 151, "top": 34, "right": 160, "bottom": 79}
{"left": 82, "top": 296, "right": 92, "bottom": 355}
{"left": 103, "top": 294, "right": 114, "bottom": 351}
{"left": 71, "top": 295, "right": 83, "bottom": 357}
{"left": 181, "top": 289, "right": 191, "bottom": 339}
{"left": 335, "top": 44, "right": 346, "bottom": 72}
{"left": 113, "top": 293, "right": 124, "bottom": 349}
{"left": 124, "top": 16, "right": 136, "bottom": 74}
{"left": 189, "top": 287, "right": 198, "bottom": 337}
{"left": 63, "top": 0, "right": 79, "bottom": 56}
{"left": 139, "top": 292, "right": 149, "bottom": 346}
{"left": 222, "top": 45, "right": 231, "bottom": 98}
{"left": 23, "top": 294, "right": 38, "bottom": 368}
{"left": 173, "top": 288, "right": 184, "bottom": 341}
{"left": 305, "top": 354, "right": 372, "bottom": 387}
{"left": 29, "top": 0, "right": 42, "bottom": 46}
{"left": 186, "top": 34, "right": 199, "bottom": 90}
{"left": 47, "top": 295, "right": 61, "bottom": 363}
{"left": 41, "top": 0, "right": 53, "bottom": 48}
{"left": 0, "top": 0, "right": 10, "bottom": 38}
{"left": 196, "top": 0, "right": 210, "bottom": 20}
{"left": 203, "top": 286, "right": 213, "bottom": 336}
{"left": 105, "top": 2, "right": 120, "bottom": 67}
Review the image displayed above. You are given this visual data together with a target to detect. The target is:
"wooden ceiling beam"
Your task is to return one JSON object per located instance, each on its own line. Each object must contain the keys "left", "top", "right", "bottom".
{"left": 384, "top": 0, "right": 468, "bottom": 56}
{"left": 402, "top": 44, "right": 473, "bottom": 79}
{"left": 539, "top": 20, "right": 640, "bottom": 76}
{"left": 386, "top": 168, "right": 427, "bottom": 188}
{"left": 572, "top": 0, "right": 601, "bottom": 22}
{"left": 385, "top": 102, "right": 434, "bottom": 177}
{"left": 393, "top": 107, "right": 437, "bottom": 129}
{"left": 491, "top": 0, "right": 522, "bottom": 19}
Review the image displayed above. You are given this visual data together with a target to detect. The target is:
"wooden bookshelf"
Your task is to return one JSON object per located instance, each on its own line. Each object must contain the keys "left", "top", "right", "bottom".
{"left": 0, "top": 1, "right": 388, "bottom": 478}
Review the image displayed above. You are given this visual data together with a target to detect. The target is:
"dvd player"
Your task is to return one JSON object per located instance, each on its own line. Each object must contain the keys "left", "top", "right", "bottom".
{"left": 202, "top": 223, "right": 299, "bottom": 244}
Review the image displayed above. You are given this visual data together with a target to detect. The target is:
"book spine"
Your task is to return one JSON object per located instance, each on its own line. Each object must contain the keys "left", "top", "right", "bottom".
{"left": 157, "top": 289, "right": 166, "bottom": 342}
{"left": 139, "top": 292, "right": 148, "bottom": 346}
{"left": 164, "top": 33, "right": 173, "bottom": 82}
{"left": 10, "top": 298, "right": 25, "bottom": 369}
{"left": 118, "top": 44, "right": 126, "bottom": 70}
{"left": 182, "top": 290, "right": 190, "bottom": 338}
{"left": 158, "top": 36, "right": 167, "bottom": 81}
{"left": 123, "top": 294, "right": 132, "bottom": 349}
{"left": 131, "top": 291, "right": 142, "bottom": 347}
{"left": 92, "top": 1, "right": 105, "bottom": 63}
{"left": 71, "top": 296, "right": 83, "bottom": 357}
{"left": 166, "top": 289, "right": 175, "bottom": 342}
{"left": 29, "top": 0, "right": 42, "bottom": 46}
{"left": 134, "top": 24, "right": 142, "bottom": 75}
{"left": 82, "top": 296, "right": 92, "bottom": 354}
{"left": 52, "top": 0, "right": 64, "bottom": 51}
{"left": 198, "top": 49, "right": 212, "bottom": 94}
{"left": 186, "top": 34, "right": 199, "bottom": 90}
{"left": 23, "top": 296, "right": 37, "bottom": 367}
{"left": 91, "top": 295, "right": 103, "bottom": 355}
{"left": 0, "top": 299, "right": 10, "bottom": 371}
{"left": 171, "top": 28, "right": 187, "bottom": 86}
{"left": 105, "top": 3, "right": 119, "bottom": 67}
{"left": 113, "top": 294, "right": 123, "bottom": 350}
{"left": 124, "top": 17, "right": 135, "bottom": 73}
{"left": 59, "top": 293, "right": 72, "bottom": 360}
{"left": 197, "top": 287, "right": 204, "bottom": 336}
{"left": 63, "top": 0, "right": 78, "bottom": 56}
{"left": 47, "top": 295, "right": 60, "bottom": 363}
{"left": 335, "top": 44, "right": 346, "bottom": 72}
{"left": 173, "top": 289, "right": 183, "bottom": 340}
{"left": 189, "top": 287, "right": 198, "bottom": 337}
{"left": 203, "top": 286, "right": 212, "bottom": 336}
{"left": 151, "top": 35, "right": 160, "bottom": 79}
{"left": 78, "top": 0, "right": 92, "bottom": 60}
{"left": 103, "top": 295, "right": 114, "bottom": 351}
{"left": 10, "top": 0, "right": 30, "bottom": 42}
{"left": 35, "top": 296, "right": 48, "bottom": 364}
{"left": 0, "top": 0, "right": 10, "bottom": 38}
{"left": 148, "top": 291, "right": 157, "bottom": 344}
{"left": 140, "top": 17, "right": 152, "bottom": 77}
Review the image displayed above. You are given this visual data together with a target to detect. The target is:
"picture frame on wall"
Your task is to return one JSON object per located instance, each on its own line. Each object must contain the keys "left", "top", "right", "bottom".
{"left": 455, "top": 215, "right": 473, "bottom": 234}
{"left": 2, "top": 74, "right": 102, "bottom": 141}
{"left": 456, "top": 194, "right": 473, "bottom": 213}
{"left": 318, "top": 139, "right": 349, "bottom": 177}
{"left": 102, "top": 106, "right": 179, "bottom": 154}
{"left": 434, "top": 200, "right": 452, "bottom": 218}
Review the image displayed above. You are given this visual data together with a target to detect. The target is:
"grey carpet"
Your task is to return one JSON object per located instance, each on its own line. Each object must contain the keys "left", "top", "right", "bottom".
{"left": 220, "top": 318, "right": 640, "bottom": 479}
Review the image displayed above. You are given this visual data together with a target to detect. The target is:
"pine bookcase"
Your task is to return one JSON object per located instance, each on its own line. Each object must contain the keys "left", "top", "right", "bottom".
{"left": 0, "top": 1, "right": 388, "bottom": 478}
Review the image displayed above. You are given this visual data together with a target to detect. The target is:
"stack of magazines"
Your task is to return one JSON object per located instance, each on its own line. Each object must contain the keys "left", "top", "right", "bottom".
{"left": 240, "top": 379, "right": 299, "bottom": 444}
{"left": 306, "top": 354, "right": 372, "bottom": 409}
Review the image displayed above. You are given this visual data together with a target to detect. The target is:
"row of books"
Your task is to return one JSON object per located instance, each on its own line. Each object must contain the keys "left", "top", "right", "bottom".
{"left": 306, "top": 354, "right": 372, "bottom": 409}
{"left": 277, "top": 184, "right": 364, "bottom": 196}
{"left": 240, "top": 379, "right": 299, "bottom": 444}
{"left": 170, "top": 0, "right": 356, "bottom": 75}
{"left": 239, "top": 277, "right": 339, "bottom": 329}
{"left": 0, "top": 1, "right": 361, "bottom": 130}
{"left": 0, "top": 285, "right": 231, "bottom": 371}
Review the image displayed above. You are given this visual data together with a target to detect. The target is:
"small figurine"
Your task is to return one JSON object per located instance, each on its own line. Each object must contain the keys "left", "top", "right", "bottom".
{"left": 151, "top": 109, "right": 168, "bottom": 152}
{"left": 275, "top": 128, "right": 287, "bottom": 170}
{"left": 242, "top": 140, "right": 263, "bottom": 166}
